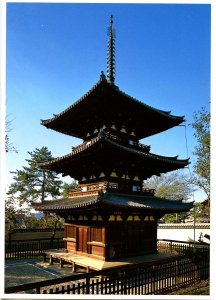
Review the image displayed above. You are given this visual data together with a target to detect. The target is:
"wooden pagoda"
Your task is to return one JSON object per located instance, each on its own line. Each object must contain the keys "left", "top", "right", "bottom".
{"left": 36, "top": 16, "right": 193, "bottom": 261}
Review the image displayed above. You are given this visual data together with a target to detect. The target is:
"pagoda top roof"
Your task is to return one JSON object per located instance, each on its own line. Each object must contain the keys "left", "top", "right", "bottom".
{"left": 41, "top": 74, "right": 185, "bottom": 140}
{"left": 34, "top": 192, "right": 193, "bottom": 214}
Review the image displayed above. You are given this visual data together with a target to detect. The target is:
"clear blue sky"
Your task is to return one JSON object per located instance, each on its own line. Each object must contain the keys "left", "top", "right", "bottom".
{"left": 6, "top": 3, "right": 210, "bottom": 201}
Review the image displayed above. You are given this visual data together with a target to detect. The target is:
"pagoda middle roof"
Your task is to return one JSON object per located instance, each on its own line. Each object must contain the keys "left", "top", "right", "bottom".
{"left": 41, "top": 74, "right": 185, "bottom": 140}
{"left": 38, "top": 131, "right": 189, "bottom": 178}
{"left": 34, "top": 192, "right": 193, "bottom": 214}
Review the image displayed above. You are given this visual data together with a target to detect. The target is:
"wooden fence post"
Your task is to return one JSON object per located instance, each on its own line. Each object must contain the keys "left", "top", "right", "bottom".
{"left": 4, "top": 247, "right": 209, "bottom": 295}
{"left": 123, "top": 272, "right": 127, "bottom": 295}
{"left": 85, "top": 276, "right": 90, "bottom": 294}
{"left": 175, "top": 259, "right": 179, "bottom": 288}
{"left": 170, "top": 241, "right": 173, "bottom": 253}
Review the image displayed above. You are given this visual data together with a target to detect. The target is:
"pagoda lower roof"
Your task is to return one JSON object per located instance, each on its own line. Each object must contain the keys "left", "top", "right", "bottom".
{"left": 39, "top": 131, "right": 189, "bottom": 179}
{"left": 41, "top": 74, "right": 184, "bottom": 139}
{"left": 34, "top": 192, "right": 193, "bottom": 214}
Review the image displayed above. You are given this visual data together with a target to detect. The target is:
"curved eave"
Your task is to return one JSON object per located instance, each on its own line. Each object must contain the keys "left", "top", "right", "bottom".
{"left": 41, "top": 77, "right": 104, "bottom": 126}
{"left": 117, "top": 87, "right": 184, "bottom": 122}
{"left": 101, "top": 193, "right": 194, "bottom": 213}
{"left": 41, "top": 75, "right": 185, "bottom": 139}
{"left": 41, "top": 77, "right": 105, "bottom": 139}
{"left": 33, "top": 195, "right": 100, "bottom": 212}
{"left": 33, "top": 193, "right": 193, "bottom": 213}
{"left": 38, "top": 134, "right": 189, "bottom": 171}
{"left": 104, "top": 134, "right": 189, "bottom": 166}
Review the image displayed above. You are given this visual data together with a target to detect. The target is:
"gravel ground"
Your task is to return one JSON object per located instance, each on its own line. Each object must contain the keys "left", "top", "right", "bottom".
{"left": 5, "top": 258, "right": 210, "bottom": 295}
{"left": 5, "top": 258, "right": 77, "bottom": 289}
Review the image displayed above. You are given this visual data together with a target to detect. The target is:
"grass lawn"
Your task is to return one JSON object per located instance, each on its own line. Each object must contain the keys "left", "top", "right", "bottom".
{"left": 170, "top": 280, "right": 209, "bottom": 295}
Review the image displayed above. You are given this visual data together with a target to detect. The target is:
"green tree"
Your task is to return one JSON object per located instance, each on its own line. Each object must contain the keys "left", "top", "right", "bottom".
{"left": 143, "top": 170, "right": 193, "bottom": 223}
{"left": 191, "top": 108, "right": 210, "bottom": 204}
{"left": 61, "top": 181, "right": 78, "bottom": 197}
{"left": 5, "top": 117, "right": 18, "bottom": 153}
{"left": 5, "top": 195, "right": 18, "bottom": 235}
{"left": 7, "top": 147, "right": 63, "bottom": 205}
{"left": 194, "top": 202, "right": 210, "bottom": 223}
{"left": 5, "top": 196, "right": 64, "bottom": 230}
{"left": 143, "top": 170, "right": 193, "bottom": 201}
{"left": 5, "top": 195, "right": 29, "bottom": 242}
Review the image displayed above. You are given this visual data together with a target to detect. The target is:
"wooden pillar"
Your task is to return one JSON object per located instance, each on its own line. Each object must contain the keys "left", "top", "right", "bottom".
{"left": 102, "top": 226, "right": 106, "bottom": 259}
{"left": 72, "top": 261, "right": 76, "bottom": 273}
{"left": 49, "top": 255, "right": 53, "bottom": 265}
{"left": 60, "top": 258, "right": 64, "bottom": 268}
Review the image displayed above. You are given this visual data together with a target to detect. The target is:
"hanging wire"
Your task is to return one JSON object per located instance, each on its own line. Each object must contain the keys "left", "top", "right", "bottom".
{"left": 179, "top": 122, "right": 194, "bottom": 196}
{"left": 179, "top": 121, "right": 196, "bottom": 251}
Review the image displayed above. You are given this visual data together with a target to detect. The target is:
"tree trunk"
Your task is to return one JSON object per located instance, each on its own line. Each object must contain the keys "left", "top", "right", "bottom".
{"left": 41, "top": 171, "right": 46, "bottom": 203}
{"left": 50, "top": 215, "right": 60, "bottom": 248}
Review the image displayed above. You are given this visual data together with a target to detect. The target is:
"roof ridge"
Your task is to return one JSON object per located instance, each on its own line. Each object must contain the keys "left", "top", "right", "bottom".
{"left": 41, "top": 75, "right": 108, "bottom": 125}
{"left": 39, "top": 131, "right": 189, "bottom": 168}
{"left": 41, "top": 76, "right": 184, "bottom": 129}
{"left": 116, "top": 86, "right": 184, "bottom": 121}
{"left": 38, "top": 135, "right": 102, "bottom": 167}
{"left": 102, "top": 133, "right": 189, "bottom": 164}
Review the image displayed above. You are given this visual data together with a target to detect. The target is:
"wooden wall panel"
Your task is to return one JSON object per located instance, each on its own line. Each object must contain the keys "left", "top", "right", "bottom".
{"left": 106, "top": 221, "right": 158, "bottom": 259}
{"left": 91, "top": 227, "right": 103, "bottom": 242}
{"left": 67, "top": 241, "right": 76, "bottom": 252}
{"left": 64, "top": 224, "right": 76, "bottom": 239}
{"left": 91, "top": 245, "right": 104, "bottom": 257}
{"left": 64, "top": 220, "right": 157, "bottom": 260}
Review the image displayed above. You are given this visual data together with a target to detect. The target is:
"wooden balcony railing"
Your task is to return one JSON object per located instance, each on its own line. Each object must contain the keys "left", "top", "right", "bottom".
{"left": 68, "top": 183, "right": 155, "bottom": 197}
{"left": 71, "top": 131, "right": 150, "bottom": 155}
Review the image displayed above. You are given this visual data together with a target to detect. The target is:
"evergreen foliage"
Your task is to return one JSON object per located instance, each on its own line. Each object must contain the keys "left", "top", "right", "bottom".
{"left": 7, "top": 147, "right": 63, "bottom": 204}
{"left": 61, "top": 181, "right": 78, "bottom": 197}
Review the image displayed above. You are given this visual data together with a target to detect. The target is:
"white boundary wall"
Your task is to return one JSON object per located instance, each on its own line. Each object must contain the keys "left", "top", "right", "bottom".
{"left": 157, "top": 223, "right": 210, "bottom": 243}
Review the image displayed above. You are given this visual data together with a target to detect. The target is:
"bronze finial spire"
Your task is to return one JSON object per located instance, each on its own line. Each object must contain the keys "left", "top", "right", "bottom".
{"left": 107, "top": 15, "right": 116, "bottom": 84}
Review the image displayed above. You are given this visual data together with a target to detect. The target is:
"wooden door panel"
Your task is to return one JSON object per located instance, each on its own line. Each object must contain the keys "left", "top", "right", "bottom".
{"left": 78, "top": 228, "right": 83, "bottom": 251}
{"left": 77, "top": 226, "right": 88, "bottom": 253}
{"left": 83, "top": 227, "right": 88, "bottom": 253}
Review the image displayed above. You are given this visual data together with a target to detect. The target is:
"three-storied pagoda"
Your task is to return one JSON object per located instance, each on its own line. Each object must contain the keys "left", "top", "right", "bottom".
{"left": 36, "top": 16, "right": 193, "bottom": 261}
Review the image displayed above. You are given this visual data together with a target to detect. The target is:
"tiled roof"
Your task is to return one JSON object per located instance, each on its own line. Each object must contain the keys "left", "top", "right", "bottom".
{"left": 102, "top": 193, "right": 193, "bottom": 212}
{"left": 39, "top": 132, "right": 188, "bottom": 169}
{"left": 42, "top": 76, "right": 183, "bottom": 125}
{"left": 41, "top": 75, "right": 184, "bottom": 139}
{"left": 34, "top": 195, "right": 99, "bottom": 211}
{"left": 41, "top": 76, "right": 105, "bottom": 127}
{"left": 104, "top": 134, "right": 189, "bottom": 165}
{"left": 34, "top": 192, "right": 193, "bottom": 213}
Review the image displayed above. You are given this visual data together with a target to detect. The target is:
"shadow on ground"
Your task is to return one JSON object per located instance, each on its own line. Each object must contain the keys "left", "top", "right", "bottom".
{"left": 5, "top": 257, "right": 79, "bottom": 289}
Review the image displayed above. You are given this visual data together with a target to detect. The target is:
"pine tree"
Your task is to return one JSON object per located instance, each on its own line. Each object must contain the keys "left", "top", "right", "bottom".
{"left": 7, "top": 147, "right": 63, "bottom": 205}
{"left": 61, "top": 181, "right": 78, "bottom": 198}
